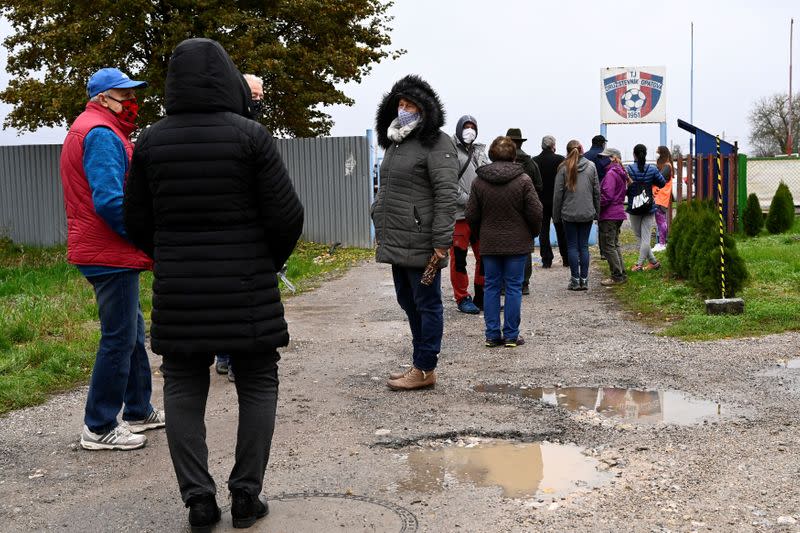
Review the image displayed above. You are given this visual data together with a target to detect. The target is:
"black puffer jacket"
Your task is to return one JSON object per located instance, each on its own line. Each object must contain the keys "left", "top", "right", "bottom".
{"left": 124, "top": 38, "right": 304, "bottom": 357}
{"left": 371, "top": 75, "right": 458, "bottom": 268}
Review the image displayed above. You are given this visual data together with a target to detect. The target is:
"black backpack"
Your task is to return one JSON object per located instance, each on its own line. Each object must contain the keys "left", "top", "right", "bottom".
{"left": 626, "top": 165, "right": 655, "bottom": 215}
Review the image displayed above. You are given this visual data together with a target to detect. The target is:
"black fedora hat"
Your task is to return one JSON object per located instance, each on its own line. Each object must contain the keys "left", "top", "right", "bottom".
{"left": 505, "top": 128, "right": 526, "bottom": 142}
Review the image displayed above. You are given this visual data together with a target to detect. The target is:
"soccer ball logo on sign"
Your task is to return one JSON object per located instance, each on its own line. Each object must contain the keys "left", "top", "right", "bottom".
{"left": 621, "top": 88, "right": 646, "bottom": 112}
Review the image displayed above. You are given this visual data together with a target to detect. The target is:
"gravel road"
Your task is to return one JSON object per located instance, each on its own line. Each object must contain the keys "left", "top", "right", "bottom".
{"left": 1, "top": 255, "right": 798, "bottom": 532}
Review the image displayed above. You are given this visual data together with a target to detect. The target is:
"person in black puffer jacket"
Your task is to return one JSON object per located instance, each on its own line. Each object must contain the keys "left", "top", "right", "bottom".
{"left": 124, "top": 38, "right": 303, "bottom": 530}
{"left": 372, "top": 74, "right": 459, "bottom": 391}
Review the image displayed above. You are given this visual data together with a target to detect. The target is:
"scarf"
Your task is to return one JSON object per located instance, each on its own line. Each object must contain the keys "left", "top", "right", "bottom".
{"left": 387, "top": 117, "right": 419, "bottom": 144}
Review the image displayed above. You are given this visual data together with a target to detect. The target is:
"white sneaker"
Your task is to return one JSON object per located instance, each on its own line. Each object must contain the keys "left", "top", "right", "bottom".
{"left": 80, "top": 424, "right": 147, "bottom": 451}
{"left": 652, "top": 243, "right": 667, "bottom": 252}
{"left": 125, "top": 409, "right": 166, "bottom": 433}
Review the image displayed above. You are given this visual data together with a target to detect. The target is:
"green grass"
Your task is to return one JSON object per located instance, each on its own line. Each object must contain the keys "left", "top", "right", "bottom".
{"left": 0, "top": 238, "right": 372, "bottom": 414}
{"left": 607, "top": 217, "right": 800, "bottom": 340}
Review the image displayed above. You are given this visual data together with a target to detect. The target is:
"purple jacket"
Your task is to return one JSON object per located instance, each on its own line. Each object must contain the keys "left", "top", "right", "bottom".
{"left": 599, "top": 162, "right": 628, "bottom": 221}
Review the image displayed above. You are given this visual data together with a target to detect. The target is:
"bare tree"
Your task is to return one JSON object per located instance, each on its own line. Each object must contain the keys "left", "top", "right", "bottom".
{"left": 748, "top": 93, "right": 800, "bottom": 156}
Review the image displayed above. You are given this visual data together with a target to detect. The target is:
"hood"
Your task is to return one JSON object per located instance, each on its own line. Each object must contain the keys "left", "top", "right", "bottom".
{"left": 165, "top": 38, "right": 250, "bottom": 116}
{"left": 376, "top": 74, "right": 446, "bottom": 149}
{"left": 476, "top": 161, "right": 525, "bottom": 184}
{"left": 576, "top": 157, "right": 592, "bottom": 172}
{"left": 454, "top": 114, "right": 478, "bottom": 145}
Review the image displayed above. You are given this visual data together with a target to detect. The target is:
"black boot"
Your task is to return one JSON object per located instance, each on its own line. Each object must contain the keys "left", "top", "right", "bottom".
{"left": 187, "top": 494, "right": 221, "bottom": 533}
{"left": 231, "top": 489, "right": 269, "bottom": 529}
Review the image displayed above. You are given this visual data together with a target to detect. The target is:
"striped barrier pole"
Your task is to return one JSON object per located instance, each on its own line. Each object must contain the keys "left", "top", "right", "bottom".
{"left": 716, "top": 136, "right": 726, "bottom": 299}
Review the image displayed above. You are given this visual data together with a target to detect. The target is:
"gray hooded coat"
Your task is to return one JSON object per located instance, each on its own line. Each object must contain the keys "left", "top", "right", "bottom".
{"left": 371, "top": 75, "right": 459, "bottom": 268}
{"left": 451, "top": 114, "right": 488, "bottom": 220}
{"left": 552, "top": 157, "right": 600, "bottom": 224}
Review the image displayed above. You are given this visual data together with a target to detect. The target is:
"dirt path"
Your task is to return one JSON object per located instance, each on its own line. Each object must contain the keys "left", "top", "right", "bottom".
{"left": 1, "top": 256, "right": 799, "bottom": 532}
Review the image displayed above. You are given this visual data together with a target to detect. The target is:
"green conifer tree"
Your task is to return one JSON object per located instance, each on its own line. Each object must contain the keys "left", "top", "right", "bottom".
{"left": 765, "top": 182, "right": 796, "bottom": 234}
{"left": 742, "top": 193, "right": 764, "bottom": 237}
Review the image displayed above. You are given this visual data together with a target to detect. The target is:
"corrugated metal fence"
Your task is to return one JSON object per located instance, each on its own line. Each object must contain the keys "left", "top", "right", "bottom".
{"left": 0, "top": 145, "right": 66, "bottom": 246}
{"left": 0, "top": 134, "right": 375, "bottom": 248}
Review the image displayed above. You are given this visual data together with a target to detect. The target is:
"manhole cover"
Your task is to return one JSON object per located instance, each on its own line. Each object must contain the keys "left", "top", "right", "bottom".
{"left": 398, "top": 438, "right": 611, "bottom": 499}
{"left": 475, "top": 384, "right": 723, "bottom": 425}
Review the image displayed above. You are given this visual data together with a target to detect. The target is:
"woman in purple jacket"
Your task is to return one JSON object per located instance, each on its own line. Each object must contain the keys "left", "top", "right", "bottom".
{"left": 598, "top": 148, "right": 630, "bottom": 286}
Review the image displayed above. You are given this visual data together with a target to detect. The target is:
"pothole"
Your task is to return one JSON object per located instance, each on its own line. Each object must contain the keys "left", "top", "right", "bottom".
{"left": 397, "top": 437, "right": 612, "bottom": 499}
{"left": 194, "top": 493, "right": 418, "bottom": 532}
{"left": 475, "top": 384, "right": 723, "bottom": 425}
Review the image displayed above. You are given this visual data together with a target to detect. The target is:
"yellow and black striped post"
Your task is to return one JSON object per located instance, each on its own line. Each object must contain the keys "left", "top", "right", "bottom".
{"left": 716, "top": 136, "right": 726, "bottom": 299}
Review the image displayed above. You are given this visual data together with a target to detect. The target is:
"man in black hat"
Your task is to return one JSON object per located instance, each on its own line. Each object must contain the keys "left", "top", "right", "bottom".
{"left": 584, "top": 134, "right": 611, "bottom": 182}
{"left": 505, "top": 128, "right": 542, "bottom": 295}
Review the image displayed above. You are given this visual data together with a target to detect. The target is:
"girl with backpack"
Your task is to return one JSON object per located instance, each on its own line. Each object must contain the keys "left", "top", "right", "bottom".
{"left": 626, "top": 144, "right": 667, "bottom": 271}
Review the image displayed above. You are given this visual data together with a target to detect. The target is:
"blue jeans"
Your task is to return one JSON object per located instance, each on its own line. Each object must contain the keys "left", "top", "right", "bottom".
{"left": 392, "top": 265, "right": 443, "bottom": 372}
{"left": 482, "top": 254, "right": 526, "bottom": 342}
{"left": 564, "top": 221, "right": 593, "bottom": 279}
{"left": 84, "top": 270, "right": 154, "bottom": 434}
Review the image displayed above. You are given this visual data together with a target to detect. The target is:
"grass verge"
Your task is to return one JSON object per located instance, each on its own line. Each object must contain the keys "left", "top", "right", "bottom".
{"left": 0, "top": 239, "right": 372, "bottom": 415}
{"left": 605, "top": 217, "right": 800, "bottom": 340}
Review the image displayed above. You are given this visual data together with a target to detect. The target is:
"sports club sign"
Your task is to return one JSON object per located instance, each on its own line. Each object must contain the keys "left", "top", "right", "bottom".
{"left": 601, "top": 67, "right": 666, "bottom": 124}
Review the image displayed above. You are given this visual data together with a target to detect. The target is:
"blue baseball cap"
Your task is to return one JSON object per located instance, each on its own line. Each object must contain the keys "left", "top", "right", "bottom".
{"left": 87, "top": 68, "right": 148, "bottom": 98}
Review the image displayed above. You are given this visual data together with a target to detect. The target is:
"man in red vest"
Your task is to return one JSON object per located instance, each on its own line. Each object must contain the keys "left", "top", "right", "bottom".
{"left": 60, "top": 68, "right": 164, "bottom": 451}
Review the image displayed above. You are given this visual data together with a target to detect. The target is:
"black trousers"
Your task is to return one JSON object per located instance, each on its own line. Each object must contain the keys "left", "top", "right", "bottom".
{"left": 161, "top": 352, "right": 279, "bottom": 504}
{"left": 539, "top": 205, "right": 568, "bottom": 267}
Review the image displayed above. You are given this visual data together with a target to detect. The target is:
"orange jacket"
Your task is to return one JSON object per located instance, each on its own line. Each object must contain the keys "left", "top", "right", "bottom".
{"left": 653, "top": 162, "right": 673, "bottom": 208}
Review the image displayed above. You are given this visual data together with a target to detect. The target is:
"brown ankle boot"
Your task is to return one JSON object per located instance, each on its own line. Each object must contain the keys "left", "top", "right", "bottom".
{"left": 386, "top": 367, "right": 436, "bottom": 390}
{"left": 389, "top": 367, "right": 413, "bottom": 380}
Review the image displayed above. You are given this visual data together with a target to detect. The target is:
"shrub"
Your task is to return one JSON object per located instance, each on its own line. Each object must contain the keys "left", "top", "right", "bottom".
{"left": 666, "top": 200, "right": 749, "bottom": 298}
{"left": 765, "top": 181, "right": 795, "bottom": 234}
{"left": 668, "top": 201, "right": 705, "bottom": 278}
{"left": 741, "top": 193, "right": 764, "bottom": 236}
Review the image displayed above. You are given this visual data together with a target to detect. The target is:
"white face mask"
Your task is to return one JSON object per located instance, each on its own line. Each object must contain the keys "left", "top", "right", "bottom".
{"left": 461, "top": 128, "right": 477, "bottom": 144}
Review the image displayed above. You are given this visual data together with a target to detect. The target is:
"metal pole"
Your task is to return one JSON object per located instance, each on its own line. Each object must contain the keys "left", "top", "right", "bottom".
{"left": 789, "top": 18, "right": 794, "bottom": 155}
{"left": 716, "top": 136, "right": 726, "bottom": 299}
{"left": 690, "top": 22, "right": 695, "bottom": 157}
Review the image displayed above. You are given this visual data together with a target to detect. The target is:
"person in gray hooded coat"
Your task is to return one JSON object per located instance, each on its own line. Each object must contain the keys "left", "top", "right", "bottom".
{"left": 371, "top": 74, "right": 459, "bottom": 391}
{"left": 552, "top": 140, "right": 600, "bottom": 291}
{"left": 449, "top": 114, "right": 489, "bottom": 314}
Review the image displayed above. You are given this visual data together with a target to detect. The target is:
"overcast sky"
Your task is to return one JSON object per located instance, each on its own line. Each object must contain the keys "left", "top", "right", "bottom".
{"left": 1, "top": 0, "right": 797, "bottom": 158}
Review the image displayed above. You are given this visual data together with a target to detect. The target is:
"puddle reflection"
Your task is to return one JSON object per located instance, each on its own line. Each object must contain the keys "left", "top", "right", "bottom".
{"left": 475, "top": 384, "right": 722, "bottom": 425}
{"left": 399, "top": 441, "right": 609, "bottom": 499}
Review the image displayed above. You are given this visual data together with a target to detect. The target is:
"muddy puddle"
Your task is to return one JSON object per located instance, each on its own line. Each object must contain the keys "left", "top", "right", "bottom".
{"left": 398, "top": 438, "right": 611, "bottom": 499}
{"left": 475, "top": 384, "right": 722, "bottom": 425}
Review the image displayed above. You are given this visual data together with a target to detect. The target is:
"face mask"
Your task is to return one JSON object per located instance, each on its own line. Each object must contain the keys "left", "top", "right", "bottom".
{"left": 461, "top": 128, "right": 477, "bottom": 144}
{"left": 250, "top": 99, "right": 264, "bottom": 117}
{"left": 106, "top": 95, "right": 139, "bottom": 124}
{"left": 397, "top": 108, "right": 420, "bottom": 128}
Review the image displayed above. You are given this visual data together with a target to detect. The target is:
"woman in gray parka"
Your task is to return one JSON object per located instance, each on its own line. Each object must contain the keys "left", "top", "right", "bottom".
{"left": 371, "top": 74, "right": 459, "bottom": 391}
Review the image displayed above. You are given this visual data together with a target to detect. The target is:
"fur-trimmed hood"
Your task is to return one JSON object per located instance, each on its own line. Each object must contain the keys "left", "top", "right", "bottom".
{"left": 376, "top": 74, "right": 446, "bottom": 149}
